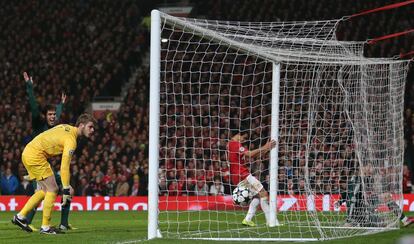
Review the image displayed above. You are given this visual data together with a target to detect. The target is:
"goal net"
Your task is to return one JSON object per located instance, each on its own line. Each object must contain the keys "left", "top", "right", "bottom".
{"left": 148, "top": 10, "right": 410, "bottom": 241}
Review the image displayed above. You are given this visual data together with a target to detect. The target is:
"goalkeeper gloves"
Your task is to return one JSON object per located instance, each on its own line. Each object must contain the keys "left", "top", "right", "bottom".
{"left": 62, "top": 187, "right": 72, "bottom": 207}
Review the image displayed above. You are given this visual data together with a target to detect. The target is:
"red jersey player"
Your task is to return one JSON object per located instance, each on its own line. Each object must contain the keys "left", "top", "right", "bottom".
{"left": 228, "top": 130, "right": 276, "bottom": 227}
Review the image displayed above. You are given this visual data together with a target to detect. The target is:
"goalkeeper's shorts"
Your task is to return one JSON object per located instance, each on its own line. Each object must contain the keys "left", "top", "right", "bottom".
{"left": 22, "top": 147, "right": 54, "bottom": 181}
{"left": 238, "top": 174, "right": 264, "bottom": 196}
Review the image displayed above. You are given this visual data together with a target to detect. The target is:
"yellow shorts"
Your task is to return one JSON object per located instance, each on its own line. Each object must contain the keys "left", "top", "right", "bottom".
{"left": 22, "top": 147, "right": 54, "bottom": 181}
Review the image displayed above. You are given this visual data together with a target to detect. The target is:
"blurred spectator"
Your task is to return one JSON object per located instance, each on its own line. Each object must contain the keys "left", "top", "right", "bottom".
{"left": 209, "top": 176, "right": 225, "bottom": 196}
{"left": 106, "top": 173, "right": 118, "bottom": 197}
{"left": 15, "top": 176, "right": 35, "bottom": 196}
{"left": 314, "top": 177, "right": 324, "bottom": 194}
{"left": 287, "top": 179, "right": 295, "bottom": 196}
{"left": 168, "top": 180, "right": 181, "bottom": 196}
{"left": 159, "top": 176, "right": 168, "bottom": 196}
{"left": 92, "top": 177, "right": 105, "bottom": 196}
{"left": 182, "top": 177, "right": 196, "bottom": 196}
{"left": 1, "top": 168, "right": 19, "bottom": 195}
{"left": 130, "top": 174, "right": 140, "bottom": 196}
{"left": 206, "top": 164, "right": 215, "bottom": 184}
{"left": 296, "top": 178, "right": 306, "bottom": 194}
{"left": 137, "top": 164, "right": 149, "bottom": 195}
{"left": 403, "top": 165, "right": 412, "bottom": 193}
{"left": 194, "top": 180, "right": 209, "bottom": 196}
{"left": 278, "top": 173, "right": 289, "bottom": 195}
{"left": 76, "top": 177, "right": 89, "bottom": 196}
{"left": 115, "top": 175, "right": 130, "bottom": 196}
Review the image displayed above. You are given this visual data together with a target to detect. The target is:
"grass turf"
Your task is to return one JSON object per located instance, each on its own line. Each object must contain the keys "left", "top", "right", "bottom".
{"left": 0, "top": 211, "right": 412, "bottom": 243}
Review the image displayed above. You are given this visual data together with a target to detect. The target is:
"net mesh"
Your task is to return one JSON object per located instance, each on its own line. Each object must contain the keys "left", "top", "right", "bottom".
{"left": 154, "top": 12, "right": 409, "bottom": 240}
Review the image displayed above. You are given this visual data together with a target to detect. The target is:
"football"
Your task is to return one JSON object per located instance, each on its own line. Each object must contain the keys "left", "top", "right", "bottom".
{"left": 232, "top": 186, "right": 252, "bottom": 206}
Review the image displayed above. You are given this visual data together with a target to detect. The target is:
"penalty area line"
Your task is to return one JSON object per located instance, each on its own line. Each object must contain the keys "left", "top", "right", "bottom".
{"left": 115, "top": 238, "right": 149, "bottom": 244}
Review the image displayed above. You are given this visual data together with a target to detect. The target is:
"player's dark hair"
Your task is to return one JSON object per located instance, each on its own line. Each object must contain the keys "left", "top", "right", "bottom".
{"left": 44, "top": 104, "right": 56, "bottom": 113}
{"left": 76, "top": 113, "right": 97, "bottom": 127}
{"left": 229, "top": 118, "right": 250, "bottom": 137}
{"left": 230, "top": 127, "right": 249, "bottom": 137}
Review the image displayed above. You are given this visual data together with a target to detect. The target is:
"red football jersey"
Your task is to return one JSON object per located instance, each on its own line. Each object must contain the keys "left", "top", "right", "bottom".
{"left": 228, "top": 140, "right": 250, "bottom": 185}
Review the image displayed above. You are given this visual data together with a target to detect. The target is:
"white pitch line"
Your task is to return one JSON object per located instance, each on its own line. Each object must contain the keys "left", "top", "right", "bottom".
{"left": 296, "top": 225, "right": 397, "bottom": 230}
{"left": 115, "top": 239, "right": 148, "bottom": 244}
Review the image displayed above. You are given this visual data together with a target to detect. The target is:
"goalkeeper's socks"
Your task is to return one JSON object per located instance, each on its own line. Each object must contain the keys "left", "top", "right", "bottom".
{"left": 245, "top": 198, "right": 260, "bottom": 221}
{"left": 60, "top": 200, "right": 71, "bottom": 227}
{"left": 42, "top": 192, "right": 57, "bottom": 227}
{"left": 260, "top": 197, "right": 270, "bottom": 224}
{"left": 19, "top": 190, "right": 46, "bottom": 218}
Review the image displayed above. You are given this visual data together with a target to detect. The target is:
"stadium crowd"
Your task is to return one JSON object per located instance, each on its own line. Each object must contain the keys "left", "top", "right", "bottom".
{"left": 0, "top": 0, "right": 413, "bottom": 197}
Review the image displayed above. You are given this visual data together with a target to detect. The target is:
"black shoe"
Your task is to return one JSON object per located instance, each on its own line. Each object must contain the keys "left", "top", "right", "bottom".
{"left": 11, "top": 215, "right": 33, "bottom": 233}
{"left": 40, "top": 226, "right": 65, "bottom": 234}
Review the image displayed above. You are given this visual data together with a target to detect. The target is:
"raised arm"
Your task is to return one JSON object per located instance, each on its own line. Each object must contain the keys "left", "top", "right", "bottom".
{"left": 244, "top": 139, "right": 276, "bottom": 158}
{"left": 56, "top": 92, "right": 66, "bottom": 121}
{"left": 23, "top": 72, "right": 40, "bottom": 120}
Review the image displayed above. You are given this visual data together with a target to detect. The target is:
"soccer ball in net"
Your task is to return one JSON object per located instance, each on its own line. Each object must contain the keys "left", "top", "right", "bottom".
{"left": 232, "top": 186, "right": 252, "bottom": 206}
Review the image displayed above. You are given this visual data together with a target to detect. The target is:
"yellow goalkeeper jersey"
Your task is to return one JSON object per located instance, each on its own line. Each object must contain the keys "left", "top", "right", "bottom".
{"left": 25, "top": 124, "right": 78, "bottom": 187}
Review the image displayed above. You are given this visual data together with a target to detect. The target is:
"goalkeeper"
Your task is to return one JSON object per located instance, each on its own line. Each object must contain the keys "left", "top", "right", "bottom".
{"left": 22, "top": 72, "right": 75, "bottom": 231}
{"left": 335, "top": 174, "right": 368, "bottom": 226}
{"left": 335, "top": 166, "right": 414, "bottom": 227}
{"left": 228, "top": 129, "right": 276, "bottom": 227}
{"left": 12, "top": 114, "right": 96, "bottom": 234}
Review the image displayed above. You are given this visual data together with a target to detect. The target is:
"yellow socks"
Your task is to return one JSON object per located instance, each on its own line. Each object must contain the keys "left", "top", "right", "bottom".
{"left": 42, "top": 192, "right": 57, "bottom": 227}
{"left": 18, "top": 190, "right": 58, "bottom": 228}
{"left": 19, "top": 190, "right": 46, "bottom": 217}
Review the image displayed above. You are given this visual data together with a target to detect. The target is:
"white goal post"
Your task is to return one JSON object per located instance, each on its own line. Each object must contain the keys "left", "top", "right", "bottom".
{"left": 148, "top": 10, "right": 410, "bottom": 241}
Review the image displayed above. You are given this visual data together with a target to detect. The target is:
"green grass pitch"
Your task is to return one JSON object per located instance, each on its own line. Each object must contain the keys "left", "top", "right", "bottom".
{"left": 0, "top": 211, "right": 412, "bottom": 243}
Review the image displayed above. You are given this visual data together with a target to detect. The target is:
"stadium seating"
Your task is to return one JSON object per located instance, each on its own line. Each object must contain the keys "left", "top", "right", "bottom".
{"left": 0, "top": 0, "right": 412, "bottom": 196}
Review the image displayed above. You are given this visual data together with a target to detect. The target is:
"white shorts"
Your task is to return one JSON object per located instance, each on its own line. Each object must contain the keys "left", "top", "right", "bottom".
{"left": 237, "top": 174, "right": 264, "bottom": 196}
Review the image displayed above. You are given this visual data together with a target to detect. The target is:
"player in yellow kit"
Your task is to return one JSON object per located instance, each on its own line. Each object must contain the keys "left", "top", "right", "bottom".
{"left": 12, "top": 113, "right": 96, "bottom": 234}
